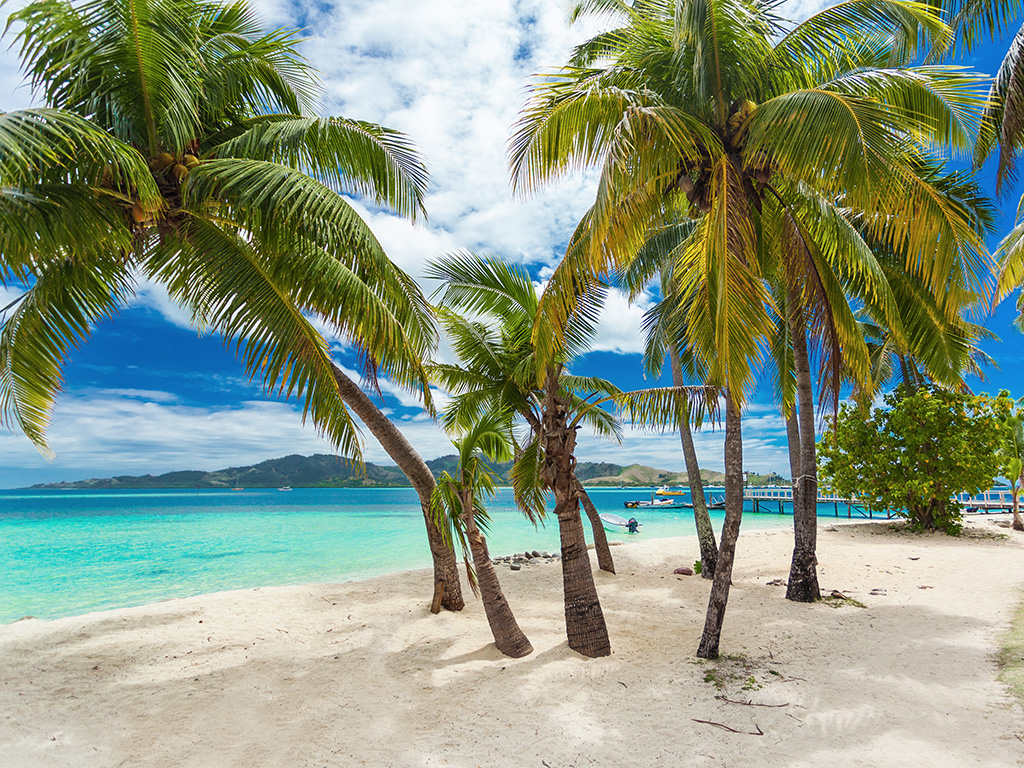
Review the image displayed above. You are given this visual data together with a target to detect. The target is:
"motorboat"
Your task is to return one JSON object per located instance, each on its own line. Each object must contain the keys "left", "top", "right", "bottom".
{"left": 599, "top": 513, "right": 642, "bottom": 534}
{"left": 624, "top": 497, "right": 688, "bottom": 509}
{"left": 654, "top": 485, "right": 685, "bottom": 496}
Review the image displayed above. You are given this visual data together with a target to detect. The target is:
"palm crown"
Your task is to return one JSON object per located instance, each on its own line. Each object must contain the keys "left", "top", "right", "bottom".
{"left": 511, "top": 0, "right": 991, "bottom": 403}
{"left": 1, "top": 0, "right": 434, "bottom": 459}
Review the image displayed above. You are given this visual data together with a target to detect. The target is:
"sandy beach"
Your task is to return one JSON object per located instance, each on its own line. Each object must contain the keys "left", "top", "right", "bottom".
{"left": 2, "top": 516, "right": 1023, "bottom": 767}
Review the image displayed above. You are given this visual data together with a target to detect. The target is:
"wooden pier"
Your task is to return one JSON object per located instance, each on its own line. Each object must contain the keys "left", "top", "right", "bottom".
{"left": 742, "top": 487, "right": 1015, "bottom": 519}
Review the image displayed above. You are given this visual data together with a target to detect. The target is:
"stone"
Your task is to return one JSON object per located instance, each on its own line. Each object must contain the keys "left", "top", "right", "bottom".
{"left": 531, "top": 550, "right": 542, "bottom": 558}
{"left": 673, "top": 566, "right": 694, "bottom": 576}
{"left": 510, "top": 563, "right": 522, "bottom": 571}
{"left": 540, "top": 551, "right": 550, "bottom": 558}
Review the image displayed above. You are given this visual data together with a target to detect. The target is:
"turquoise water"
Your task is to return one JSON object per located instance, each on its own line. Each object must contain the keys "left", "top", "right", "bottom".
{"left": 0, "top": 487, "right": 798, "bottom": 623}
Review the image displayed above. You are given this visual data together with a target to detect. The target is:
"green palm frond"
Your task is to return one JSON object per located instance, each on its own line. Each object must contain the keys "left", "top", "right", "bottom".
{"left": 145, "top": 218, "right": 366, "bottom": 459}
{"left": 612, "top": 385, "right": 719, "bottom": 432}
{"left": 0, "top": 252, "right": 133, "bottom": 451}
{"left": 0, "top": 109, "right": 158, "bottom": 203}
{"left": 210, "top": 116, "right": 428, "bottom": 219}
{"left": 510, "top": 434, "right": 548, "bottom": 525}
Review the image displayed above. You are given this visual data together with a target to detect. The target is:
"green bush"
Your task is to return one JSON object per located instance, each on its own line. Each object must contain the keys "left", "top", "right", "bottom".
{"left": 818, "top": 386, "right": 1013, "bottom": 534}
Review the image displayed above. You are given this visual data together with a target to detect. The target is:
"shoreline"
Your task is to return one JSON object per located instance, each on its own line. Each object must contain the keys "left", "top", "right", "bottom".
{"left": 3, "top": 517, "right": 1023, "bottom": 766}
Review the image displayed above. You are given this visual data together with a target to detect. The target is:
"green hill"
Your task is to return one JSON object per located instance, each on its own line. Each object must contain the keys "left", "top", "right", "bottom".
{"left": 28, "top": 453, "right": 788, "bottom": 489}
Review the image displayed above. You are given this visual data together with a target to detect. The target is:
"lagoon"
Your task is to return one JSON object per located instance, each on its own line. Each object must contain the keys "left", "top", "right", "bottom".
{"left": 0, "top": 486, "right": 799, "bottom": 623}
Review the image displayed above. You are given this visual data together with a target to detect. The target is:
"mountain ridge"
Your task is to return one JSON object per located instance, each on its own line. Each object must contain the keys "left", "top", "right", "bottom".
{"left": 27, "top": 453, "right": 788, "bottom": 490}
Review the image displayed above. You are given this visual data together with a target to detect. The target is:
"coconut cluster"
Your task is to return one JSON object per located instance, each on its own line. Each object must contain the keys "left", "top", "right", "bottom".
{"left": 672, "top": 99, "right": 774, "bottom": 216}
{"left": 129, "top": 151, "right": 202, "bottom": 225}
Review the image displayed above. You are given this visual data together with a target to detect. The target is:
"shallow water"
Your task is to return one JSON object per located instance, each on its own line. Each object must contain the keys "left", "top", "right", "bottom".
{"left": 0, "top": 486, "right": 801, "bottom": 623}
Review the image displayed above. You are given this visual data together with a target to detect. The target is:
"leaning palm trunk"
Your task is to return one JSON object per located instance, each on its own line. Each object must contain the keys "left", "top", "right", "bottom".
{"left": 332, "top": 365, "right": 464, "bottom": 611}
{"left": 541, "top": 369, "right": 611, "bottom": 658}
{"left": 784, "top": 289, "right": 821, "bottom": 603}
{"left": 460, "top": 489, "right": 533, "bottom": 657}
{"left": 670, "top": 351, "right": 717, "bottom": 578}
{"left": 697, "top": 395, "right": 744, "bottom": 659}
{"left": 577, "top": 481, "right": 615, "bottom": 574}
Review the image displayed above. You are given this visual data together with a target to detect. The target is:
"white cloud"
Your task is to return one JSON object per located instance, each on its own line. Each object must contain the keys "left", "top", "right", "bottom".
{"left": 0, "top": 0, "right": 839, "bottom": 485}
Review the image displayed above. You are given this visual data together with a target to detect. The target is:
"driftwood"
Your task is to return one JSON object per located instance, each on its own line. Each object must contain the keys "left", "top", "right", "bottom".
{"left": 717, "top": 695, "right": 789, "bottom": 708}
{"left": 692, "top": 719, "right": 764, "bottom": 736}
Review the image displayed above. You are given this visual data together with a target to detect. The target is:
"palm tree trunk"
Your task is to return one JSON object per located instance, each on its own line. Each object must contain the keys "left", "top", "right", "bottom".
{"left": 332, "top": 364, "right": 464, "bottom": 611}
{"left": 576, "top": 480, "right": 615, "bottom": 574}
{"left": 525, "top": 409, "right": 614, "bottom": 574}
{"left": 696, "top": 394, "right": 744, "bottom": 660}
{"left": 785, "top": 405, "right": 801, "bottom": 524}
{"left": 785, "top": 288, "right": 821, "bottom": 603}
{"left": 541, "top": 368, "right": 611, "bottom": 658}
{"left": 669, "top": 349, "right": 717, "bottom": 578}
{"left": 1014, "top": 473, "right": 1024, "bottom": 531}
{"left": 461, "top": 489, "right": 533, "bottom": 657}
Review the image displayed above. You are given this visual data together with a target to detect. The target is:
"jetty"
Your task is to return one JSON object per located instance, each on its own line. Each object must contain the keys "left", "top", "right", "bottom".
{"left": 743, "top": 487, "right": 1015, "bottom": 519}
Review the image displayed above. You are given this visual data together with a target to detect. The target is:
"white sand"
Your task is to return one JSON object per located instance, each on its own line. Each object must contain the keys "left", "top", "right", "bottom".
{"left": 2, "top": 515, "right": 1023, "bottom": 767}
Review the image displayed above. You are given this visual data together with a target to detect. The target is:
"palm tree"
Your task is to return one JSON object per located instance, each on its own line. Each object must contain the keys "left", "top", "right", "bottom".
{"left": 429, "top": 253, "right": 621, "bottom": 657}
{"left": 0, "top": 0, "right": 465, "bottom": 609}
{"left": 427, "top": 251, "right": 621, "bottom": 578}
{"left": 431, "top": 414, "right": 534, "bottom": 656}
{"left": 511, "top": 0, "right": 987, "bottom": 655}
{"left": 996, "top": 405, "right": 1024, "bottom": 531}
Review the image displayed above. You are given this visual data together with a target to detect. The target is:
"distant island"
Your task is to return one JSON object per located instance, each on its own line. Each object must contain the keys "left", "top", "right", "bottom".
{"left": 27, "top": 454, "right": 789, "bottom": 490}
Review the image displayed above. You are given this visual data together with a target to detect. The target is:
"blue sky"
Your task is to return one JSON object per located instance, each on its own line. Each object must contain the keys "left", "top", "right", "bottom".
{"left": 0, "top": 0, "right": 1022, "bottom": 488}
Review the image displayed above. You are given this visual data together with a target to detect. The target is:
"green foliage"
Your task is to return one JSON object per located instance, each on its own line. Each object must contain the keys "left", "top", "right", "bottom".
{"left": 0, "top": 0, "right": 432, "bottom": 460}
{"left": 819, "top": 386, "right": 1014, "bottom": 534}
{"left": 693, "top": 560, "right": 702, "bottom": 575}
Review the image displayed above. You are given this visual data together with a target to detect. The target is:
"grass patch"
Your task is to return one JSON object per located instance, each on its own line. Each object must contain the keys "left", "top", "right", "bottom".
{"left": 998, "top": 591, "right": 1024, "bottom": 708}
{"left": 821, "top": 595, "right": 867, "bottom": 609}
{"left": 699, "top": 653, "right": 774, "bottom": 693}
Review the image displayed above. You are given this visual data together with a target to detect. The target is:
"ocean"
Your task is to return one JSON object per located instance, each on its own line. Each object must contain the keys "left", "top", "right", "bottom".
{"left": 0, "top": 486, "right": 802, "bottom": 624}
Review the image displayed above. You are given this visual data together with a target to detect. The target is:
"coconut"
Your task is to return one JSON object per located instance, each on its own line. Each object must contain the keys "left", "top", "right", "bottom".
{"left": 131, "top": 202, "right": 153, "bottom": 223}
{"left": 138, "top": 195, "right": 164, "bottom": 213}
{"left": 172, "top": 164, "right": 190, "bottom": 181}
{"left": 183, "top": 154, "right": 200, "bottom": 168}
{"left": 154, "top": 152, "right": 175, "bottom": 170}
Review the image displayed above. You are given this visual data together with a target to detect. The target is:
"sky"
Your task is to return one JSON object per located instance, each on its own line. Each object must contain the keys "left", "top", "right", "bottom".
{"left": 0, "top": 0, "right": 1022, "bottom": 488}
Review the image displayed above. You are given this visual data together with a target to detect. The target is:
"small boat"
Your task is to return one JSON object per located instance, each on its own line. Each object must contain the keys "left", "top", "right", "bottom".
{"left": 277, "top": 486, "right": 292, "bottom": 491}
{"left": 232, "top": 487, "right": 244, "bottom": 491}
{"left": 599, "top": 513, "right": 642, "bottom": 534}
{"left": 624, "top": 498, "right": 688, "bottom": 509}
{"left": 654, "top": 485, "right": 685, "bottom": 496}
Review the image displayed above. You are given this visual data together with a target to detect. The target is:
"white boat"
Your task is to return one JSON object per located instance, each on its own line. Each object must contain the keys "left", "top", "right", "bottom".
{"left": 599, "top": 512, "right": 642, "bottom": 534}
{"left": 277, "top": 486, "right": 292, "bottom": 491}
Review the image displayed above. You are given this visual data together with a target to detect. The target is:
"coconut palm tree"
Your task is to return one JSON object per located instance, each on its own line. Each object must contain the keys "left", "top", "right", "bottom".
{"left": 428, "top": 252, "right": 622, "bottom": 576}
{"left": 0, "top": 0, "right": 465, "bottom": 609}
{"left": 511, "top": 0, "right": 987, "bottom": 655}
{"left": 431, "top": 414, "right": 534, "bottom": 656}
{"left": 430, "top": 251, "right": 713, "bottom": 656}
{"left": 429, "top": 252, "right": 621, "bottom": 657}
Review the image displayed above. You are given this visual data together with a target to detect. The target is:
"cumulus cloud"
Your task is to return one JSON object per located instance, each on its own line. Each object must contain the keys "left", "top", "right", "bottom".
{"left": 0, "top": 0, "right": 837, "bottom": 484}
